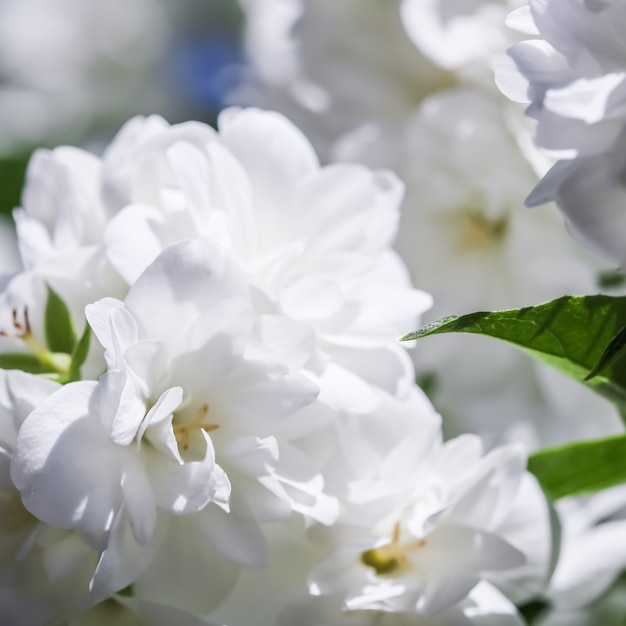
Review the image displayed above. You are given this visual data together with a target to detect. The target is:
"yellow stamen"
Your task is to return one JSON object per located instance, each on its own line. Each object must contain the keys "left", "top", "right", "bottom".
{"left": 457, "top": 211, "right": 508, "bottom": 251}
{"left": 360, "top": 521, "right": 427, "bottom": 576}
{"left": 173, "top": 404, "right": 219, "bottom": 451}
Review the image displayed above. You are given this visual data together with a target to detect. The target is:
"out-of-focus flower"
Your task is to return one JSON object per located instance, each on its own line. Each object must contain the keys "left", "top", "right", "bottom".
{"left": 389, "top": 86, "right": 620, "bottom": 445}
{"left": 496, "top": 0, "right": 626, "bottom": 267}
{"left": 235, "top": 0, "right": 452, "bottom": 160}
{"left": 536, "top": 485, "right": 626, "bottom": 625}
{"left": 401, "top": 0, "right": 525, "bottom": 79}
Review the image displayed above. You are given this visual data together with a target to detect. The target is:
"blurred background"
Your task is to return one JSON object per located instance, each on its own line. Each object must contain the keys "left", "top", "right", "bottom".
{"left": 0, "top": 0, "right": 244, "bottom": 218}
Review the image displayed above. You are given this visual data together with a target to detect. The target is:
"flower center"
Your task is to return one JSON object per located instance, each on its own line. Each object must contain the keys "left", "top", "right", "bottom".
{"left": 173, "top": 403, "right": 219, "bottom": 451}
{"left": 360, "top": 521, "right": 427, "bottom": 577}
{"left": 457, "top": 210, "right": 508, "bottom": 251}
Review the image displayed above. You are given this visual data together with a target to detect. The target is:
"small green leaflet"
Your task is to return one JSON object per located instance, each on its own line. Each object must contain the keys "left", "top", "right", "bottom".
{"left": 402, "top": 295, "right": 626, "bottom": 417}
{"left": 66, "top": 325, "right": 91, "bottom": 383}
{"left": 0, "top": 352, "right": 45, "bottom": 374}
{"left": 528, "top": 435, "right": 626, "bottom": 500}
{"left": 44, "top": 284, "right": 77, "bottom": 355}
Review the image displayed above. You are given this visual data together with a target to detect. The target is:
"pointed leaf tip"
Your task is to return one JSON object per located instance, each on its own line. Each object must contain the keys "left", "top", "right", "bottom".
{"left": 400, "top": 295, "right": 626, "bottom": 419}
{"left": 401, "top": 315, "right": 460, "bottom": 341}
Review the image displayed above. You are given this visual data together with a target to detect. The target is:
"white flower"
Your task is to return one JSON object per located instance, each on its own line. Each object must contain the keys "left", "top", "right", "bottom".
{"left": 207, "top": 516, "right": 525, "bottom": 626}
{"left": 11, "top": 239, "right": 333, "bottom": 607}
{"left": 12, "top": 107, "right": 428, "bottom": 404}
{"left": 495, "top": 0, "right": 626, "bottom": 266}
{"left": 15, "top": 145, "right": 106, "bottom": 269}
{"left": 0, "top": 369, "right": 100, "bottom": 626}
{"left": 235, "top": 0, "right": 451, "bottom": 160}
{"left": 307, "top": 420, "right": 552, "bottom": 617}
{"left": 543, "top": 486, "right": 626, "bottom": 614}
{"left": 99, "top": 108, "right": 429, "bottom": 400}
{"left": 391, "top": 87, "right": 620, "bottom": 446}
{"left": 11, "top": 142, "right": 127, "bottom": 322}
{"left": 401, "top": 0, "right": 526, "bottom": 77}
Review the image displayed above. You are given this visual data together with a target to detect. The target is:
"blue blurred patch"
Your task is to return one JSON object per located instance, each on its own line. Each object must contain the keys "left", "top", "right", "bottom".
{"left": 168, "top": 37, "right": 243, "bottom": 111}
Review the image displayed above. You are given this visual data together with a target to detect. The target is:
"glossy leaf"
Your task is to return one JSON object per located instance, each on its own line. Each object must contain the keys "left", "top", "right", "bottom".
{"left": 402, "top": 295, "right": 626, "bottom": 415}
{"left": 528, "top": 435, "right": 626, "bottom": 500}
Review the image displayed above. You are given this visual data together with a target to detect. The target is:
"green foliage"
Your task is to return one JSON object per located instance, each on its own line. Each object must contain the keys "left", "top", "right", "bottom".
{"left": 404, "top": 295, "right": 626, "bottom": 500}
{"left": 44, "top": 284, "right": 77, "bottom": 355}
{"left": 0, "top": 352, "right": 45, "bottom": 374}
{"left": 67, "top": 325, "right": 91, "bottom": 383}
{"left": 402, "top": 295, "right": 626, "bottom": 416}
{"left": 528, "top": 435, "right": 626, "bottom": 500}
{"left": 518, "top": 599, "right": 550, "bottom": 625}
{"left": 597, "top": 269, "right": 626, "bottom": 291}
{"left": 0, "top": 286, "right": 88, "bottom": 382}
{"left": 0, "top": 153, "right": 30, "bottom": 218}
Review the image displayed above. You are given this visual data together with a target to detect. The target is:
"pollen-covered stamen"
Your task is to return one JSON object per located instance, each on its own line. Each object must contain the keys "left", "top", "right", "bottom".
{"left": 360, "top": 521, "right": 427, "bottom": 577}
{"left": 0, "top": 307, "right": 29, "bottom": 337}
{"left": 173, "top": 403, "right": 219, "bottom": 451}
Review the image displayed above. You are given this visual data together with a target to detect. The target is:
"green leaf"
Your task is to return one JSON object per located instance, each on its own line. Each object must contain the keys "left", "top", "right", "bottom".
{"left": 597, "top": 268, "right": 626, "bottom": 291}
{"left": 117, "top": 583, "right": 134, "bottom": 598}
{"left": 44, "top": 285, "right": 76, "bottom": 354}
{"left": 0, "top": 352, "right": 45, "bottom": 374}
{"left": 402, "top": 295, "right": 626, "bottom": 415}
{"left": 66, "top": 325, "right": 91, "bottom": 383}
{"left": 0, "top": 153, "right": 31, "bottom": 218}
{"left": 585, "top": 326, "right": 626, "bottom": 382}
{"left": 528, "top": 435, "right": 626, "bottom": 500}
{"left": 518, "top": 599, "right": 550, "bottom": 625}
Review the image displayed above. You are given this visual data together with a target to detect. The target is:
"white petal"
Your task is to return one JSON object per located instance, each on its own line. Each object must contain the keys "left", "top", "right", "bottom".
{"left": 125, "top": 239, "right": 248, "bottom": 348}
{"left": 90, "top": 507, "right": 165, "bottom": 602}
{"left": 133, "top": 515, "right": 239, "bottom": 616}
{"left": 144, "top": 436, "right": 226, "bottom": 515}
{"left": 11, "top": 381, "right": 123, "bottom": 537}
{"left": 86, "top": 297, "right": 138, "bottom": 370}
{"left": 193, "top": 502, "right": 268, "bottom": 569}
{"left": 105, "top": 204, "right": 170, "bottom": 285}
{"left": 121, "top": 456, "right": 157, "bottom": 546}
